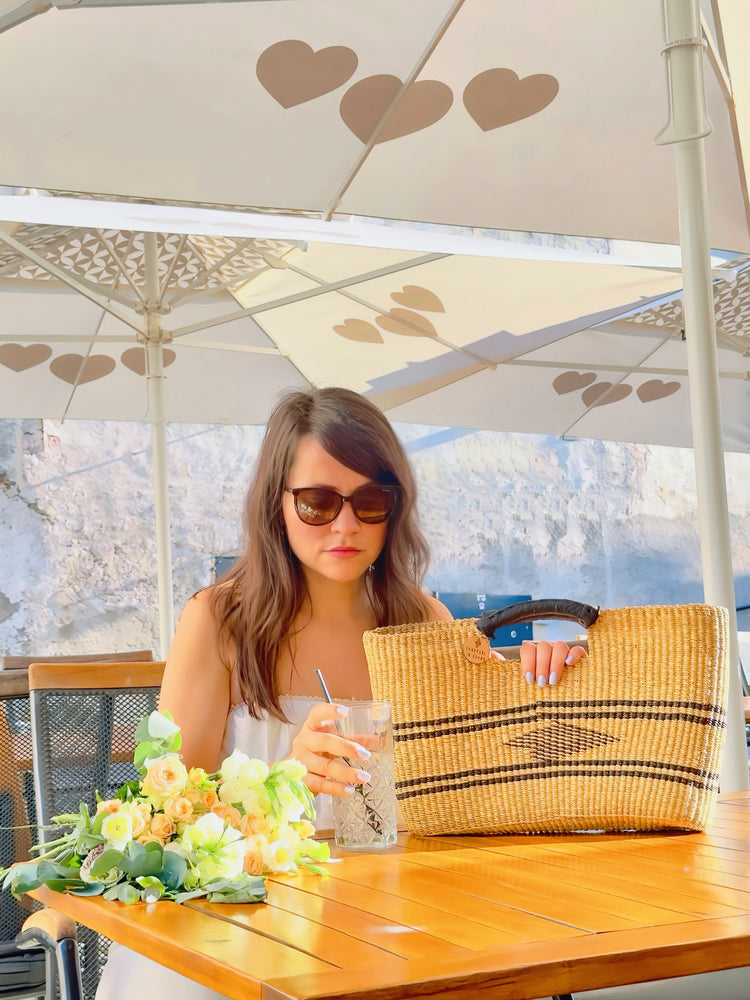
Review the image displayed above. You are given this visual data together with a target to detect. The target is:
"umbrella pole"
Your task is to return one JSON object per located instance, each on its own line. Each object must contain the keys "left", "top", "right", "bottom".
{"left": 662, "top": 0, "right": 748, "bottom": 791}
{"left": 143, "top": 232, "right": 175, "bottom": 659}
{"left": 148, "top": 347, "right": 175, "bottom": 660}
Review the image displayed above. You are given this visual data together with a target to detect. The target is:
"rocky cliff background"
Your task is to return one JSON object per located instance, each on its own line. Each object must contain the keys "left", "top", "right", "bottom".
{"left": 2, "top": 417, "right": 749, "bottom": 657}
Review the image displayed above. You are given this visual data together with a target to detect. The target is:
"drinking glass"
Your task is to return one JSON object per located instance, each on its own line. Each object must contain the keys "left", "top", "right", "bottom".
{"left": 332, "top": 700, "right": 397, "bottom": 849}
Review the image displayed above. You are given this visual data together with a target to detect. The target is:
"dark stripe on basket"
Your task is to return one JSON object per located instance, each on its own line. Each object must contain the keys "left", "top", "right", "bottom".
{"left": 393, "top": 698, "right": 725, "bottom": 733}
{"left": 394, "top": 704, "right": 726, "bottom": 741}
{"left": 396, "top": 762, "right": 720, "bottom": 800}
{"left": 396, "top": 756, "right": 718, "bottom": 789}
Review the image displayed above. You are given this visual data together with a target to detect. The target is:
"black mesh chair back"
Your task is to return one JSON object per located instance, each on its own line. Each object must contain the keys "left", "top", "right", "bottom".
{"left": 0, "top": 671, "right": 45, "bottom": 999}
{"left": 28, "top": 662, "right": 165, "bottom": 1000}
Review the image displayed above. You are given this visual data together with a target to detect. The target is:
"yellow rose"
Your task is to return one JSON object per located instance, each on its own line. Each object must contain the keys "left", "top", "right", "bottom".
{"left": 150, "top": 813, "right": 176, "bottom": 840}
{"left": 100, "top": 811, "right": 133, "bottom": 851}
{"left": 187, "top": 767, "right": 208, "bottom": 785}
{"left": 293, "top": 820, "right": 316, "bottom": 840}
{"left": 163, "top": 795, "right": 194, "bottom": 824}
{"left": 141, "top": 756, "right": 188, "bottom": 805}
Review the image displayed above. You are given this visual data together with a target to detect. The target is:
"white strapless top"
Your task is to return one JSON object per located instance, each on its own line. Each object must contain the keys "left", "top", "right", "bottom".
{"left": 219, "top": 694, "right": 335, "bottom": 830}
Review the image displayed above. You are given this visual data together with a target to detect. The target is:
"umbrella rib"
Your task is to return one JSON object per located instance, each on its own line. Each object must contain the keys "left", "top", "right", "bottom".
{"left": 166, "top": 237, "right": 261, "bottom": 308}
{"left": 554, "top": 333, "right": 682, "bottom": 439}
{"left": 0, "top": 228, "right": 143, "bottom": 333}
{"left": 702, "top": 15, "right": 750, "bottom": 240}
{"left": 94, "top": 229, "right": 147, "bottom": 306}
{"left": 167, "top": 252, "right": 446, "bottom": 339}
{"left": 156, "top": 234, "right": 188, "bottom": 309}
{"left": 323, "top": 0, "right": 467, "bottom": 220}
{"left": 59, "top": 310, "right": 106, "bottom": 423}
{"left": 281, "top": 256, "right": 491, "bottom": 364}
{"left": 504, "top": 357, "right": 747, "bottom": 380}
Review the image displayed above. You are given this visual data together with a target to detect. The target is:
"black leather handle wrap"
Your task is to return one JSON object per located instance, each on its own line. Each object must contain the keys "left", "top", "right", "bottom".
{"left": 476, "top": 599, "right": 600, "bottom": 638}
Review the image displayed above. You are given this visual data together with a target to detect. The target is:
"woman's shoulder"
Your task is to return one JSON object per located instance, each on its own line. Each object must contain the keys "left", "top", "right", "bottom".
{"left": 422, "top": 594, "right": 454, "bottom": 622}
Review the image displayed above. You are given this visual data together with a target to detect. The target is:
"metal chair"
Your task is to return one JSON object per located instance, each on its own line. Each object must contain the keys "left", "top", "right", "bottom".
{"left": 27, "top": 661, "right": 165, "bottom": 1000}
{"left": 0, "top": 671, "right": 47, "bottom": 1000}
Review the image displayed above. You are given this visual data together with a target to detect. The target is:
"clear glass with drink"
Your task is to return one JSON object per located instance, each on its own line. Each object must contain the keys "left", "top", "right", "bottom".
{"left": 332, "top": 700, "right": 397, "bottom": 849}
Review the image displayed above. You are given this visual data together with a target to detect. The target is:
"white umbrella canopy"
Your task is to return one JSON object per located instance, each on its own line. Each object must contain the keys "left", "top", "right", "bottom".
{"left": 379, "top": 257, "right": 750, "bottom": 452}
{"left": 0, "top": 0, "right": 747, "bottom": 253}
{"left": 2, "top": 223, "right": 717, "bottom": 438}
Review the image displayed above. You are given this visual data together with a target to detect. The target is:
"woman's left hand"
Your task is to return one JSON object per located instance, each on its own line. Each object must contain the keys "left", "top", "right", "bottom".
{"left": 520, "top": 640, "right": 586, "bottom": 686}
{"left": 491, "top": 640, "right": 587, "bottom": 686}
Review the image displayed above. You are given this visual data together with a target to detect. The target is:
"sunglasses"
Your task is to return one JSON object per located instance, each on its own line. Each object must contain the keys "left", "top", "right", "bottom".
{"left": 284, "top": 485, "right": 400, "bottom": 526}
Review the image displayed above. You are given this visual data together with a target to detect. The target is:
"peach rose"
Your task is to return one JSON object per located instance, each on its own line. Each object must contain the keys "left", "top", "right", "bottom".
{"left": 96, "top": 799, "right": 121, "bottom": 815}
{"left": 163, "top": 795, "right": 194, "bottom": 824}
{"left": 184, "top": 787, "right": 202, "bottom": 805}
{"left": 243, "top": 846, "right": 265, "bottom": 876}
{"left": 200, "top": 789, "right": 219, "bottom": 811}
{"left": 141, "top": 756, "right": 188, "bottom": 805}
{"left": 211, "top": 802, "right": 242, "bottom": 828}
{"left": 127, "top": 802, "right": 153, "bottom": 838}
{"left": 138, "top": 832, "right": 167, "bottom": 846}
{"left": 149, "top": 813, "right": 176, "bottom": 840}
{"left": 239, "top": 813, "right": 273, "bottom": 838}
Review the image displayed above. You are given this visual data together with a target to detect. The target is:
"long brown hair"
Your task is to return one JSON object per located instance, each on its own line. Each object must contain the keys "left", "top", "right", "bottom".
{"left": 212, "top": 386, "right": 432, "bottom": 718}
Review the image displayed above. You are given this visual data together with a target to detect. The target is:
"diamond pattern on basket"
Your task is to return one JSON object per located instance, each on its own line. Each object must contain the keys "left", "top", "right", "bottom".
{"left": 505, "top": 720, "right": 620, "bottom": 760}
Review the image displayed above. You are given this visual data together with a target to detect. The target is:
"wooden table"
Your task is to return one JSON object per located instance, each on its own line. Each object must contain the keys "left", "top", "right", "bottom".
{"left": 31, "top": 792, "right": 750, "bottom": 1000}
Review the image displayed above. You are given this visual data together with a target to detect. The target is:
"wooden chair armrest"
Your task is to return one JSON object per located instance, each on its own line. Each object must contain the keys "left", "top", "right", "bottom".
{"left": 18, "top": 908, "right": 78, "bottom": 945}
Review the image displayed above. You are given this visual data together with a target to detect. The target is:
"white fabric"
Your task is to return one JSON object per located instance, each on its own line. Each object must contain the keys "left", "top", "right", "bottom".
{"left": 96, "top": 695, "right": 325, "bottom": 1000}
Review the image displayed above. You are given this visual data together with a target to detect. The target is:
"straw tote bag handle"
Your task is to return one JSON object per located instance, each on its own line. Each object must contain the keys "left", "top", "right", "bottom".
{"left": 476, "top": 598, "right": 600, "bottom": 638}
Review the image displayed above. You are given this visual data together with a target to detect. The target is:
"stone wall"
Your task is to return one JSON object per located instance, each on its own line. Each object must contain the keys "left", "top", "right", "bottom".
{"left": 1, "top": 417, "right": 749, "bottom": 657}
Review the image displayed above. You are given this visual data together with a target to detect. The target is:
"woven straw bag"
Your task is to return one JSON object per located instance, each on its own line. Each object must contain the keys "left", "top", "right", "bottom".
{"left": 363, "top": 599, "right": 730, "bottom": 835}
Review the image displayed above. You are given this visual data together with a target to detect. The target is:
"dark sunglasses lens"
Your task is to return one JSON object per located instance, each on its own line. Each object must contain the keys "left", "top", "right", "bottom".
{"left": 351, "top": 486, "right": 397, "bottom": 523}
{"left": 294, "top": 488, "right": 341, "bottom": 525}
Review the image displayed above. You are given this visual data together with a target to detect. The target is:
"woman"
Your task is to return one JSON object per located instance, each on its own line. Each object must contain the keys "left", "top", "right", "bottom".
{"left": 97, "top": 386, "right": 584, "bottom": 1000}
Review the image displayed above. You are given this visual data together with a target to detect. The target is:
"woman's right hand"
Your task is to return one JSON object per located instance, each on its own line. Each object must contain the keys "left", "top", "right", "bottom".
{"left": 291, "top": 702, "right": 373, "bottom": 797}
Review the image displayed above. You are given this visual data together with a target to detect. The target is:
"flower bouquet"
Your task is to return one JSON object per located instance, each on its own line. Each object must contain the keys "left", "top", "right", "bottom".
{"left": 1, "top": 711, "right": 329, "bottom": 905}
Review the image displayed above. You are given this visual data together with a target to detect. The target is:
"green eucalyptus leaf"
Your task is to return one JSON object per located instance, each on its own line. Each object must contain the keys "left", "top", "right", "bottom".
{"left": 37, "top": 860, "right": 80, "bottom": 881}
{"left": 103, "top": 882, "right": 142, "bottom": 904}
{"left": 159, "top": 852, "right": 187, "bottom": 889}
{"left": 135, "top": 876, "right": 165, "bottom": 902}
{"left": 207, "top": 880, "right": 267, "bottom": 904}
{"left": 44, "top": 877, "right": 87, "bottom": 893}
{"left": 173, "top": 887, "right": 209, "bottom": 904}
{"left": 127, "top": 851, "right": 162, "bottom": 879}
{"left": 5, "top": 863, "right": 42, "bottom": 896}
{"left": 91, "top": 849, "right": 127, "bottom": 876}
{"left": 69, "top": 882, "right": 106, "bottom": 897}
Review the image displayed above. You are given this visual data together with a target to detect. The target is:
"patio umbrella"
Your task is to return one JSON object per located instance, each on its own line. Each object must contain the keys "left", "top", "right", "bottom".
{"left": 0, "top": 221, "right": 691, "bottom": 651}
{"left": 0, "top": 0, "right": 747, "bottom": 785}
